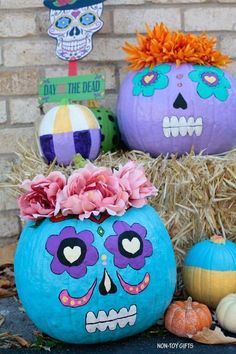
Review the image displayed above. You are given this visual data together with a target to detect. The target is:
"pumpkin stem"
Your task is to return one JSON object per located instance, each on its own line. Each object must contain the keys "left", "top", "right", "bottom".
{"left": 186, "top": 297, "right": 193, "bottom": 311}
{"left": 210, "top": 235, "right": 226, "bottom": 244}
{"left": 88, "top": 100, "right": 100, "bottom": 108}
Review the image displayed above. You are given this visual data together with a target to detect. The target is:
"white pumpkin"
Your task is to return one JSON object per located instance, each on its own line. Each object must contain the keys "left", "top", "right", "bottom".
{"left": 216, "top": 293, "right": 236, "bottom": 333}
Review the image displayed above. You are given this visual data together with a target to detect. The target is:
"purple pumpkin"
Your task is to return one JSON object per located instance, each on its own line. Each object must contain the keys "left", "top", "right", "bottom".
{"left": 117, "top": 63, "right": 236, "bottom": 156}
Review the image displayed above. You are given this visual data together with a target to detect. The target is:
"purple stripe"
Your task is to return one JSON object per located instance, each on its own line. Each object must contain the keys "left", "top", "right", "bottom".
{"left": 73, "top": 130, "right": 91, "bottom": 158}
{"left": 89, "top": 129, "right": 101, "bottom": 160}
{"left": 40, "top": 135, "right": 56, "bottom": 163}
{"left": 53, "top": 132, "right": 76, "bottom": 166}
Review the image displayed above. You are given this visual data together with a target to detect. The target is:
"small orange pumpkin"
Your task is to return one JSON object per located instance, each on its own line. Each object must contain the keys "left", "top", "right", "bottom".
{"left": 164, "top": 297, "right": 212, "bottom": 337}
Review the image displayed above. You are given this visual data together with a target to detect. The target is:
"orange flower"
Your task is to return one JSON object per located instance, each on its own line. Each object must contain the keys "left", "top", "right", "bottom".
{"left": 123, "top": 23, "right": 231, "bottom": 71}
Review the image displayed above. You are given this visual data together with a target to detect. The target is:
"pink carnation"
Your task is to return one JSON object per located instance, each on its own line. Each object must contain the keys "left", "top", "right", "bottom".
{"left": 115, "top": 161, "right": 157, "bottom": 208}
{"left": 17, "top": 161, "right": 157, "bottom": 222}
{"left": 60, "top": 164, "right": 129, "bottom": 220}
{"left": 18, "top": 172, "right": 66, "bottom": 220}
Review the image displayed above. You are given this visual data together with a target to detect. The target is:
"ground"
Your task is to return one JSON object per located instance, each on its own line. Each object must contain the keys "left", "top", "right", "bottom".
{"left": 1, "top": 296, "right": 236, "bottom": 353}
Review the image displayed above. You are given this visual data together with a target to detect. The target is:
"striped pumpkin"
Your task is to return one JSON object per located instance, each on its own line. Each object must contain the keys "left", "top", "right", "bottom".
{"left": 38, "top": 104, "right": 101, "bottom": 166}
{"left": 183, "top": 235, "right": 236, "bottom": 308}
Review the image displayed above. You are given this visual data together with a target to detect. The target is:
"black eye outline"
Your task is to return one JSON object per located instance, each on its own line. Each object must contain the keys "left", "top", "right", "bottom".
{"left": 57, "top": 237, "right": 87, "bottom": 267}
{"left": 118, "top": 231, "right": 144, "bottom": 259}
{"left": 55, "top": 16, "right": 72, "bottom": 30}
{"left": 79, "top": 12, "right": 96, "bottom": 27}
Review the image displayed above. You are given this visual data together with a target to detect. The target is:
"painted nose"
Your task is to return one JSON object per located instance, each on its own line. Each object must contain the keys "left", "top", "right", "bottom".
{"left": 69, "top": 27, "right": 80, "bottom": 36}
{"left": 173, "top": 93, "right": 188, "bottom": 110}
{"left": 99, "top": 269, "right": 117, "bottom": 296}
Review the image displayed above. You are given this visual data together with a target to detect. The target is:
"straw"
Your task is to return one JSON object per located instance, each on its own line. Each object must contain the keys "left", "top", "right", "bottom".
{"left": 3, "top": 142, "right": 236, "bottom": 265}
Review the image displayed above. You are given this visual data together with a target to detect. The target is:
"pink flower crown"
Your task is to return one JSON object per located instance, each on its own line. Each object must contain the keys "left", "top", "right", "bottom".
{"left": 18, "top": 161, "right": 157, "bottom": 222}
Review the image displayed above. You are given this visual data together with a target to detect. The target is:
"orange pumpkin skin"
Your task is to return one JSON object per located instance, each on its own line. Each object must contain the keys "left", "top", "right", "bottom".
{"left": 164, "top": 297, "right": 212, "bottom": 337}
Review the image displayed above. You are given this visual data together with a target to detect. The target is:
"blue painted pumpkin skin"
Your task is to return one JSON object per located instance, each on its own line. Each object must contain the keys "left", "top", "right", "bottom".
{"left": 183, "top": 236, "right": 236, "bottom": 308}
{"left": 184, "top": 238, "right": 236, "bottom": 271}
{"left": 14, "top": 205, "right": 176, "bottom": 344}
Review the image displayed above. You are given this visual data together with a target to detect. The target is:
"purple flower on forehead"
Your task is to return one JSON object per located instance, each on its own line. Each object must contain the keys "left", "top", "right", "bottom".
{"left": 46, "top": 226, "right": 98, "bottom": 279}
{"left": 104, "top": 221, "right": 153, "bottom": 270}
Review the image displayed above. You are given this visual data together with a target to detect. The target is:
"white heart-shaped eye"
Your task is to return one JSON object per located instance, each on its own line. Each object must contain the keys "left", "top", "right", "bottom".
{"left": 63, "top": 246, "right": 81, "bottom": 264}
{"left": 122, "top": 238, "right": 141, "bottom": 255}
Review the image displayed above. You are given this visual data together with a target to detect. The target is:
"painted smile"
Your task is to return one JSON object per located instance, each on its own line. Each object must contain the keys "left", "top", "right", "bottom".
{"left": 61, "top": 38, "right": 87, "bottom": 53}
{"left": 59, "top": 280, "right": 97, "bottom": 307}
{"left": 86, "top": 305, "right": 137, "bottom": 333}
{"left": 163, "top": 116, "right": 203, "bottom": 138}
{"left": 117, "top": 272, "right": 150, "bottom": 294}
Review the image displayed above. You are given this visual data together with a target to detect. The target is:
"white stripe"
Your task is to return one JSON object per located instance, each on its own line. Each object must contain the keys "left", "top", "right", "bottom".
{"left": 70, "top": 105, "right": 90, "bottom": 131}
{"left": 39, "top": 106, "right": 59, "bottom": 136}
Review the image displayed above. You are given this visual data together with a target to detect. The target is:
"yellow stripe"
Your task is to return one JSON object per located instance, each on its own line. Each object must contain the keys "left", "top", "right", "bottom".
{"left": 78, "top": 105, "right": 99, "bottom": 129}
{"left": 53, "top": 106, "right": 72, "bottom": 134}
{"left": 183, "top": 266, "right": 236, "bottom": 308}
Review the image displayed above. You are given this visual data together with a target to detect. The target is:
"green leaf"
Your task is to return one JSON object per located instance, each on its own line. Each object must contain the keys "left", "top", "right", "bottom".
{"left": 73, "top": 154, "right": 87, "bottom": 169}
{"left": 30, "top": 219, "right": 44, "bottom": 229}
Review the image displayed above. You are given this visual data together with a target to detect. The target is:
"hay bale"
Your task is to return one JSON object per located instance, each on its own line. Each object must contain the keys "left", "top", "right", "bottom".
{"left": 3, "top": 142, "right": 236, "bottom": 265}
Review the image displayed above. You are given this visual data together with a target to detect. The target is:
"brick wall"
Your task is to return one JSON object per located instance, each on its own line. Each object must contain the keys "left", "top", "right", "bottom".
{"left": 0, "top": 0, "right": 236, "bottom": 246}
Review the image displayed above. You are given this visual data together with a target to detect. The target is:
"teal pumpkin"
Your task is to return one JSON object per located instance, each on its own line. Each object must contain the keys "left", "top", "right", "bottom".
{"left": 183, "top": 235, "right": 236, "bottom": 308}
{"left": 14, "top": 205, "right": 176, "bottom": 344}
{"left": 90, "top": 107, "right": 120, "bottom": 152}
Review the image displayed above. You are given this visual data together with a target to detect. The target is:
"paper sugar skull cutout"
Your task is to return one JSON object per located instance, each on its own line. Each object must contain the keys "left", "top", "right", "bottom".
{"left": 48, "top": 4, "right": 104, "bottom": 61}
{"left": 14, "top": 206, "right": 176, "bottom": 344}
{"left": 117, "top": 24, "right": 236, "bottom": 156}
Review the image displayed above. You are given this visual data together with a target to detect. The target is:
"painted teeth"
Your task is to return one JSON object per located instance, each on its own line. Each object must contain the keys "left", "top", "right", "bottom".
{"left": 61, "top": 39, "right": 86, "bottom": 52}
{"left": 86, "top": 305, "right": 137, "bottom": 333}
{"left": 163, "top": 116, "right": 203, "bottom": 138}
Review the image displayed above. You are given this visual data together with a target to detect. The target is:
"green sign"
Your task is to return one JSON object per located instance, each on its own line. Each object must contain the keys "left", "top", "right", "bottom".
{"left": 39, "top": 73, "right": 105, "bottom": 104}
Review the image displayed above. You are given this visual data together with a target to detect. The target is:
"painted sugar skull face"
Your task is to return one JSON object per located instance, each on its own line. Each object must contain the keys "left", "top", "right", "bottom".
{"left": 46, "top": 220, "right": 153, "bottom": 333}
{"left": 117, "top": 63, "right": 236, "bottom": 156}
{"left": 48, "top": 4, "right": 103, "bottom": 61}
{"left": 14, "top": 206, "right": 176, "bottom": 344}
